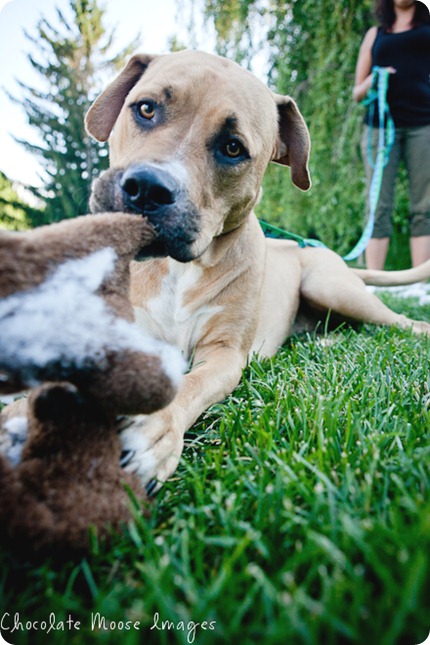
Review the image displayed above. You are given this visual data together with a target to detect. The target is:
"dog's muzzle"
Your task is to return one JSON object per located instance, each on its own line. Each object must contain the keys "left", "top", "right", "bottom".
{"left": 90, "top": 164, "right": 200, "bottom": 263}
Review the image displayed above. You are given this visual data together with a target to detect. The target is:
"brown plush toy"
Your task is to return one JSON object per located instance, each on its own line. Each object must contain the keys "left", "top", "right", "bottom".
{"left": 0, "top": 213, "right": 184, "bottom": 556}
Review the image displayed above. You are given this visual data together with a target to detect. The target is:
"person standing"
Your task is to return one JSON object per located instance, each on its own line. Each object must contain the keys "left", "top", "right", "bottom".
{"left": 353, "top": 0, "right": 430, "bottom": 269}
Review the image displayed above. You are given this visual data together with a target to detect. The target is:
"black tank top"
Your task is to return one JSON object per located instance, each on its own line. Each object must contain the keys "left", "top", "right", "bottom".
{"left": 365, "top": 24, "right": 430, "bottom": 127}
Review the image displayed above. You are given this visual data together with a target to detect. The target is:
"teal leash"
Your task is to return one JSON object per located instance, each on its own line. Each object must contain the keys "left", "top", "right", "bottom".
{"left": 261, "top": 66, "right": 395, "bottom": 261}
{"left": 343, "top": 66, "right": 394, "bottom": 260}
{"left": 259, "top": 220, "right": 326, "bottom": 248}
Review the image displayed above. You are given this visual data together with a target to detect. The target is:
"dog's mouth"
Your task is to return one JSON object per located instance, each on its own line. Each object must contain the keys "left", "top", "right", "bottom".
{"left": 90, "top": 167, "right": 200, "bottom": 263}
{"left": 133, "top": 238, "right": 167, "bottom": 262}
{"left": 132, "top": 212, "right": 200, "bottom": 263}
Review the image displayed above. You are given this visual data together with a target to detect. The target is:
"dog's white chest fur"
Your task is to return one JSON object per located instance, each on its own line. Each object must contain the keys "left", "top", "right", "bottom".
{"left": 134, "top": 260, "right": 222, "bottom": 360}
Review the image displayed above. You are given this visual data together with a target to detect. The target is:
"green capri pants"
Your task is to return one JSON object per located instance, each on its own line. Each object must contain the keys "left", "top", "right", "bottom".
{"left": 361, "top": 123, "right": 430, "bottom": 238}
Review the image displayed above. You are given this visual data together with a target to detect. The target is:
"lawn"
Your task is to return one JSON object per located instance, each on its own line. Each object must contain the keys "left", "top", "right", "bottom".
{"left": 1, "top": 293, "right": 429, "bottom": 645}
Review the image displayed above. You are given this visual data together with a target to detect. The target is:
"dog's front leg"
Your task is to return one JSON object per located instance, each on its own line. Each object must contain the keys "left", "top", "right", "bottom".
{"left": 119, "top": 344, "right": 246, "bottom": 487}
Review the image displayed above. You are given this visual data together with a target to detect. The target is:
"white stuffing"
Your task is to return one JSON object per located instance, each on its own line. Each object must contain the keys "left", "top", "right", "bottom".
{"left": 0, "top": 247, "right": 185, "bottom": 386}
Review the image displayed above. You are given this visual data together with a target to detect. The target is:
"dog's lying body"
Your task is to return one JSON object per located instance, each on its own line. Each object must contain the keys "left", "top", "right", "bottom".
{"left": 3, "top": 51, "right": 430, "bottom": 487}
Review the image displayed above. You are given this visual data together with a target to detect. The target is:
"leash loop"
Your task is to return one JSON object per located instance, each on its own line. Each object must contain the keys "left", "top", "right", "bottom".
{"left": 343, "top": 66, "right": 394, "bottom": 261}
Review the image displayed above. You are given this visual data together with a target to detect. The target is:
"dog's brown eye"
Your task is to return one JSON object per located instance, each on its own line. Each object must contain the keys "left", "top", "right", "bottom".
{"left": 138, "top": 102, "right": 156, "bottom": 120}
{"left": 225, "top": 140, "right": 243, "bottom": 158}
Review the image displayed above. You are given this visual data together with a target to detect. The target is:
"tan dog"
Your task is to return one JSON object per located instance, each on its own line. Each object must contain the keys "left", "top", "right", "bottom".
{"left": 7, "top": 50, "right": 430, "bottom": 489}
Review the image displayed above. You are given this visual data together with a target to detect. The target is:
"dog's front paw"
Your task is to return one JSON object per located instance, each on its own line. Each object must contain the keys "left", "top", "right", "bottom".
{"left": 118, "top": 411, "right": 184, "bottom": 491}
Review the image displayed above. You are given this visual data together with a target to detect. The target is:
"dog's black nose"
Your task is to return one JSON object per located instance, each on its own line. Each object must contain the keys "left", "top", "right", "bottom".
{"left": 121, "top": 166, "right": 177, "bottom": 213}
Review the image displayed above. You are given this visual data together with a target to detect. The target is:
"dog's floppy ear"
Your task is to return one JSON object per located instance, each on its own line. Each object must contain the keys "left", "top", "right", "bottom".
{"left": 271, "top": 94, "right": 311, "bottom": 191}
{"left": 85, "top": 54, "right": 156, "bottom": 142}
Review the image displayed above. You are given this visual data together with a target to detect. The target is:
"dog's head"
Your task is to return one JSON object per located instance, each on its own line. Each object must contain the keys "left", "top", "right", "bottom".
{"left": 86, "top": 50, "right": 311, "bottom": 262}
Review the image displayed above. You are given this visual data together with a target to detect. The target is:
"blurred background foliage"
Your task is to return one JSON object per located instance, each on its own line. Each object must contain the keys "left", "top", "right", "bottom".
{"left": 0, "top": 172, "right": 32, "bottom": 230}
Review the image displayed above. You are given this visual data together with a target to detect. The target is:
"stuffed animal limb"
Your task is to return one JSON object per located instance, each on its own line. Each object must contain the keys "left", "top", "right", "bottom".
{"left": 0, "top": 213, "right": 184, "bottom": 399}
{"left": 0, "top": 382, "right": 149, "bottom": 555}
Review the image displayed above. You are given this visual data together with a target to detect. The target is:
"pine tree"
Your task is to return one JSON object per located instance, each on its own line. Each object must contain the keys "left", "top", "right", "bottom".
{"left": 10, "top": 0, "right": 139, "bottom": 225}
{"left": 0, "top": 172, "right": 38, "bottom": 230}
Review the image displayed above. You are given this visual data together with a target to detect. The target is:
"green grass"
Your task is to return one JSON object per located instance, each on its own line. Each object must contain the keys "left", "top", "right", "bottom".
{"left": 1, "top": 295, "right": 430, "bottom": 645}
